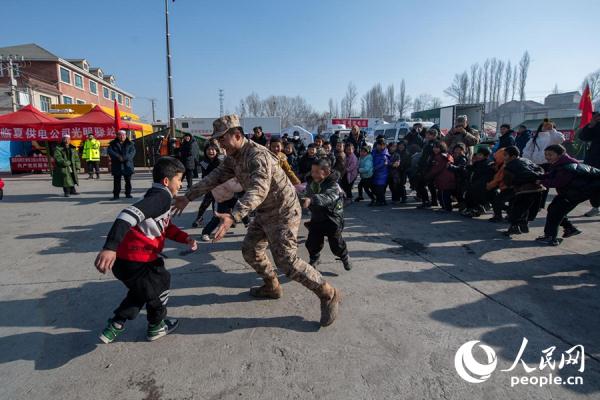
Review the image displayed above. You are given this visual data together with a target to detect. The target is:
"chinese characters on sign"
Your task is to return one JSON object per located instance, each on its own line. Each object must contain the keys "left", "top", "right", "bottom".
{"left": 10, "top": 156, "right": 55, "bottom": 173}
{"left": 0, "top": 126, "right": 117, "bottom": 141}
{"left": 331, "top": 118, "right": 369, "bottom": 128}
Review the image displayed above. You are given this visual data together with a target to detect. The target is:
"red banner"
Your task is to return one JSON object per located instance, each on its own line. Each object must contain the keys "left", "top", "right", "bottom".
{"left": 0, "top": 126, "right": 116, "bottom": 141}
{"left": 10, "top": 156, "right": 55, "bottom": 173}
{"left": 331, "top": 118, "right": 369, "bottom": 128}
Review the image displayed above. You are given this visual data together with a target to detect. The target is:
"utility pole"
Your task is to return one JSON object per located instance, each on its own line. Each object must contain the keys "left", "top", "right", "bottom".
{"left": 165, "top": 0, "right": 175, "bottom": 138}
{"left": 150, "top": 98, "right": 156, "bottom": 123}
{"left": 219, "top": 89, "right": 224, "bottom": 116}
{"left": 8, "top": 58, "right": 17, "bottom": 112}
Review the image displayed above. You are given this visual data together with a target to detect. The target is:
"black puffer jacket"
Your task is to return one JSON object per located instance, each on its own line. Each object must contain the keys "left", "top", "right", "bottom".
{"left": 579, "top": 122, "right": 600, "bottom": 168}
{"left": 304, "top": 171, "right": 344, "bottom": 226}
{"left": 179, "top": 135, "right": 200, "bottom": 170}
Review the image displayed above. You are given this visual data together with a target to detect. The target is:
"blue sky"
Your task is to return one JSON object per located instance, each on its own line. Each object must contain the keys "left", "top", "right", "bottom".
{"left": 1, "top": 0, "right": 599, "bottom": 121}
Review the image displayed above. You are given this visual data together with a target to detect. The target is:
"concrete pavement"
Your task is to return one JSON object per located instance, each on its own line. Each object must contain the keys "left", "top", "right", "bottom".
{"left": 0, "top": 172, "right": 599, "bottom": 400}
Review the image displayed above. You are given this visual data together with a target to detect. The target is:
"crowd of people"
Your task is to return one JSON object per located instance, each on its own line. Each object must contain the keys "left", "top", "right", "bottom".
{"left": 216, "top": 114, "right": 599, "bottom": 248}
{"left": 88, "top": 112, "right": 599, "bottom": 344}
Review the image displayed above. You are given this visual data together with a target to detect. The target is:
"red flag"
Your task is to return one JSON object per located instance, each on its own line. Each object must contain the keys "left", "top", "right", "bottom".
{"left": 579, "top": 84, "right": 594, "bottom": 128}
{"left": 114, "top": 99, "right": 123, "bottom": 131}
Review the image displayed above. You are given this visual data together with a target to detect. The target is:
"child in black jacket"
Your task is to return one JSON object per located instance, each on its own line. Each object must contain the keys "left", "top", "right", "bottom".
{"left": 301, "top": 159, "right": 352, "bottom": 271}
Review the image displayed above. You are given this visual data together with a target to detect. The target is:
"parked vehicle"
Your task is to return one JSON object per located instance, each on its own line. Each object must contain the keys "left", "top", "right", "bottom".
{"left": 373, "top": 120, "right": 435, "bottom": 143}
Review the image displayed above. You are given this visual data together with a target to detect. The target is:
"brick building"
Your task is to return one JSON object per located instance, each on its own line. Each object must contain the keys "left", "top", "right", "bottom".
{"left": 0, "top": 43, "right": 133, "bottom": 115}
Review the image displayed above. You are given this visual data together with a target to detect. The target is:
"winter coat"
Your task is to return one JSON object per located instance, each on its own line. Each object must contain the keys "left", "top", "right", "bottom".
{"left": 503, "top": 157, "right": 545, "bottom": 194}
{"left": 522, "top": 129, "right": 565, "bottom": 165}
{"left": 389, "top": 150, "right": 410, "bottom": 180}
{"left": 52, "top": 144, "right": 80, "bottom": 188}
{"left": 250, "top": 134, "right": 267, "bottom": 146}
{"left": 579, "top": 122, "right": 600, "bottom": 168}
{"left": 466, "top": 159, "right": 495, "bottom": 187}
{"left": 497, "top": 130, "right": 516, "bottom": 150}
{"left": 487, "top": 150, "right": 507, "bottom": 191}
{"left": 108, "top": 138, "right": 136, "bottom": 176}
{"left": 426, "top": 153, "right": 456, "bottom": 191}
{"left": 444, "top": 126, "right": 480, "bottom": 158}
{"left": 404, "top": 129, "right": 425, "bottom": 150}
{"left": 515, "top": 130, "right": 532, "bottom": 154}
{"left": 179, "top": 136, "right": 200, "bottom": 170}
{"left": 200, "top": 156, "right": 220, "bottom": 178}
{"left": 298, "top": 154, "right": 317, "bottom": 182}
{"left": 286, "top": 153, "right": 298, "bottom": 173}
{"left": 276, "top": 152, "right": 301, "bottom": 185}
{"left": 372, "top": 147, "right": 390, "bottom": 185}
{"left": 334, "top": 151, "right": 346, "bottom": 178}
{"left": 358, "top": 154, "right": 373, "bottom": 179}
{"left": 304, "top": 171, "right": 344, "bottom": 227}
{"left": 345, "top": 152, "right": 359, "bottom": 183}
{"left": 346, "top": 133, "right": 366, "bottom": 156}
{"left": 542, "top": 154, "right": 600, "bottom": 196}
{"left": 82, "top": 138, "right": 101, "bottom": 161}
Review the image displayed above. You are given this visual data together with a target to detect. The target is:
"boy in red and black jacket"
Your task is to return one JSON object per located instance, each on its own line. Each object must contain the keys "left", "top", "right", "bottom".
{"left": 94, "top": 157, "right": 197, "bottom": 343}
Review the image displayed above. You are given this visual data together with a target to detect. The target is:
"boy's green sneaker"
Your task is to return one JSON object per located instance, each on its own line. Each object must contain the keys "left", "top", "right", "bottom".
{"left": 99, "top": 319, "right": 125, "bottom": 344}
{"left": 147, "top": 318, "right": 179, "bottom": 341}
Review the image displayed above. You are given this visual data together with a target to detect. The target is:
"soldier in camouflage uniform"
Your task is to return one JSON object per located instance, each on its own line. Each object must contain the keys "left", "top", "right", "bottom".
{"left": 173, "top": 115, "right": 341, "bottom": 327}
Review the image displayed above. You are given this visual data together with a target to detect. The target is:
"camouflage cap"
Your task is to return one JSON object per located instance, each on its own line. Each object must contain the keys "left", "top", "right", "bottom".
{"left": 212, "top": 114, "right": 241, "bottom": 138}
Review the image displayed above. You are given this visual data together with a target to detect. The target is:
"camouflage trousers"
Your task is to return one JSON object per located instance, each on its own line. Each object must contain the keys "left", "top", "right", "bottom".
{"left": 241, "top": 204, "right": 324, "bottom": 291}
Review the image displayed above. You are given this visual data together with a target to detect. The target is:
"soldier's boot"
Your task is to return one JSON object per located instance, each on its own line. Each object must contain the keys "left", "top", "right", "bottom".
{"left": 314, "top": 282, "right": 341, "bottom": 327}
{"left": 249, "top": 276, "right": 283, "bottom": 299}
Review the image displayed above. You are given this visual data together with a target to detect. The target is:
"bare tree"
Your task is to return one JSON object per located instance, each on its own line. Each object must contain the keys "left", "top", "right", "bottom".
{"left": 482, "top": 59, "right": 490, "bottom": 111}
{"left": 342, "top": 82, "right": 358, "bottom": 117}
{"left": 503, "top": 61, "right": 512, "bottom": 104}
{"left": 552, "top": 84, "right": 560, "bottom": 94}
{"left": 236, "top": 99, "right": 247, "bottom": 117}
{"left": 511, "top": 64, "right": 518, "bottom": 101}
{"left": 385, "top": 84, "right": 395, "bottom": 116}
{"left": 495, "top": 60, "right": 505, "bottom": 107}
{"left": 444, "top": 71, "right": 469, "bottom": 103}
{"left": 396, "top": 79, "right": 412, "bottom": 117}
{"left": 469, "top": 64, "right": 479, "bottom": 103}
{"left": 476, "top": 67, "right": 483, "bottom": 103}
{"left": 363, "top": 83, "right": 386, "bottom": 117}
{"left": 328, "top": 98, "right": 336, "bottom": 117}
{"left": 430, "top": 97, "right": 442, "bottom": 109}
{"left": 413, "top": 93, "right": 433, "bottom": 112}
{"left": 518, "top": 50, "right": 531, "bottom": 101}
{"left": 244, "top": 92, "right": 263, "bottom": 116}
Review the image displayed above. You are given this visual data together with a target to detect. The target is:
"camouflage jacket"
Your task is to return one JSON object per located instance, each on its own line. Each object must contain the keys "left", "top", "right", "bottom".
{"left": 185, "top": 139, "right": 299, "bottom": 222}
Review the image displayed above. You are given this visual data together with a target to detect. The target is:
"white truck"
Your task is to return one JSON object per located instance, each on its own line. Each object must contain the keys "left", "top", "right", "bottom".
{"left": 438, "top": 104, "right": 484, "bottom": 137}
{"left": 372, "top": 120, "right": 435, "bottom": 144}
{"left": 175, "top": 117, "right": 282, "bottom": 139}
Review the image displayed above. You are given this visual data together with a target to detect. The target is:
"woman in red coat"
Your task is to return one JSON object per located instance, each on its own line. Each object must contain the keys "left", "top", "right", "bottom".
{"left": 426, "top": 141, "right": 456, "bottom": 211}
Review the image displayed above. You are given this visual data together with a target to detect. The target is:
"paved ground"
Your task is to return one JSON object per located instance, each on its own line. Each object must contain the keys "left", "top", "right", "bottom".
{"left": 0, "top": 171, "right": 599, "bottom": 400}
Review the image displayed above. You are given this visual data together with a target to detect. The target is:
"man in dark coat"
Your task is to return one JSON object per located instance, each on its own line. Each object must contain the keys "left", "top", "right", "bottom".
{"left": 404, "top": 123, "right": 425, "bottom": 150}
{"left": 515, "top": 125, "right": 531, "bottom": 155}
{"left": 497, "top": 123, "right": 516, "bottom": 151}
{"left": 579, "top": 112, "right": 600, "bottom": 216}
{"left": 345, "top": 125, "right": 365, "bottom": 156}
{"left": 179, "top": 133, "right": 200, "bottom": 189}
{"left": 108, "top": 130, "right": 136, "bottom": 200}
{"left": 52, "top": 134, "right": 81, "bottom": 197}
{"left": 250, "top": 126, "right": 268, "bottom": 146}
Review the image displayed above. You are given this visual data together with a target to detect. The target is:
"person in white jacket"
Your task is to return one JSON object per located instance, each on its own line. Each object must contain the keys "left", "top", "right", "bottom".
{"left": 522, "top": 119, "right": 565, "bottom": 165}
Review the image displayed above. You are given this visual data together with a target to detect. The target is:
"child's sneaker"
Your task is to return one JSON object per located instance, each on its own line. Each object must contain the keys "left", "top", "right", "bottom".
{"left": 99, "top": 319, "right": 125, "bottom": 344}
{"left": 201, "top": 234, "right": 211, "bottom": 242}
{"left": 535, "top": 235, "right": 562, "bottom": 246}
{"left": 147, "top": 318, "right": 179, "bottom": 341}
{"left": 562, "top": 227, "right": 582, "bottom": 238}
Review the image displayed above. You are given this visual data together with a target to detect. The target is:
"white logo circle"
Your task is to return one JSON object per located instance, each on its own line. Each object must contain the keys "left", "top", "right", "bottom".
{"left": 454, "top": 340, "right": 498, "bottom": 383}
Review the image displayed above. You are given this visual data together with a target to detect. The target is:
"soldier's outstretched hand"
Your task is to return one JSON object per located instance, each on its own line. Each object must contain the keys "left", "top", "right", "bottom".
{"left": 212, "top": 211, "right": 235, "bottom": 242}
{"left": 172, "top": 196, "right": 190, "bottom": 216}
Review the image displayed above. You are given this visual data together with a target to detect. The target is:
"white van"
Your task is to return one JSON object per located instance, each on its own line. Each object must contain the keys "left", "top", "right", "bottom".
{"left": 373, "top": 120, "right": 435, "bottom": 143}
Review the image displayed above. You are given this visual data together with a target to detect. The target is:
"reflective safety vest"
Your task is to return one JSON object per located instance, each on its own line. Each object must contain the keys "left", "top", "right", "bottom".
{"left": 83, "top": 138, "right": 101, "bottom": 161}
